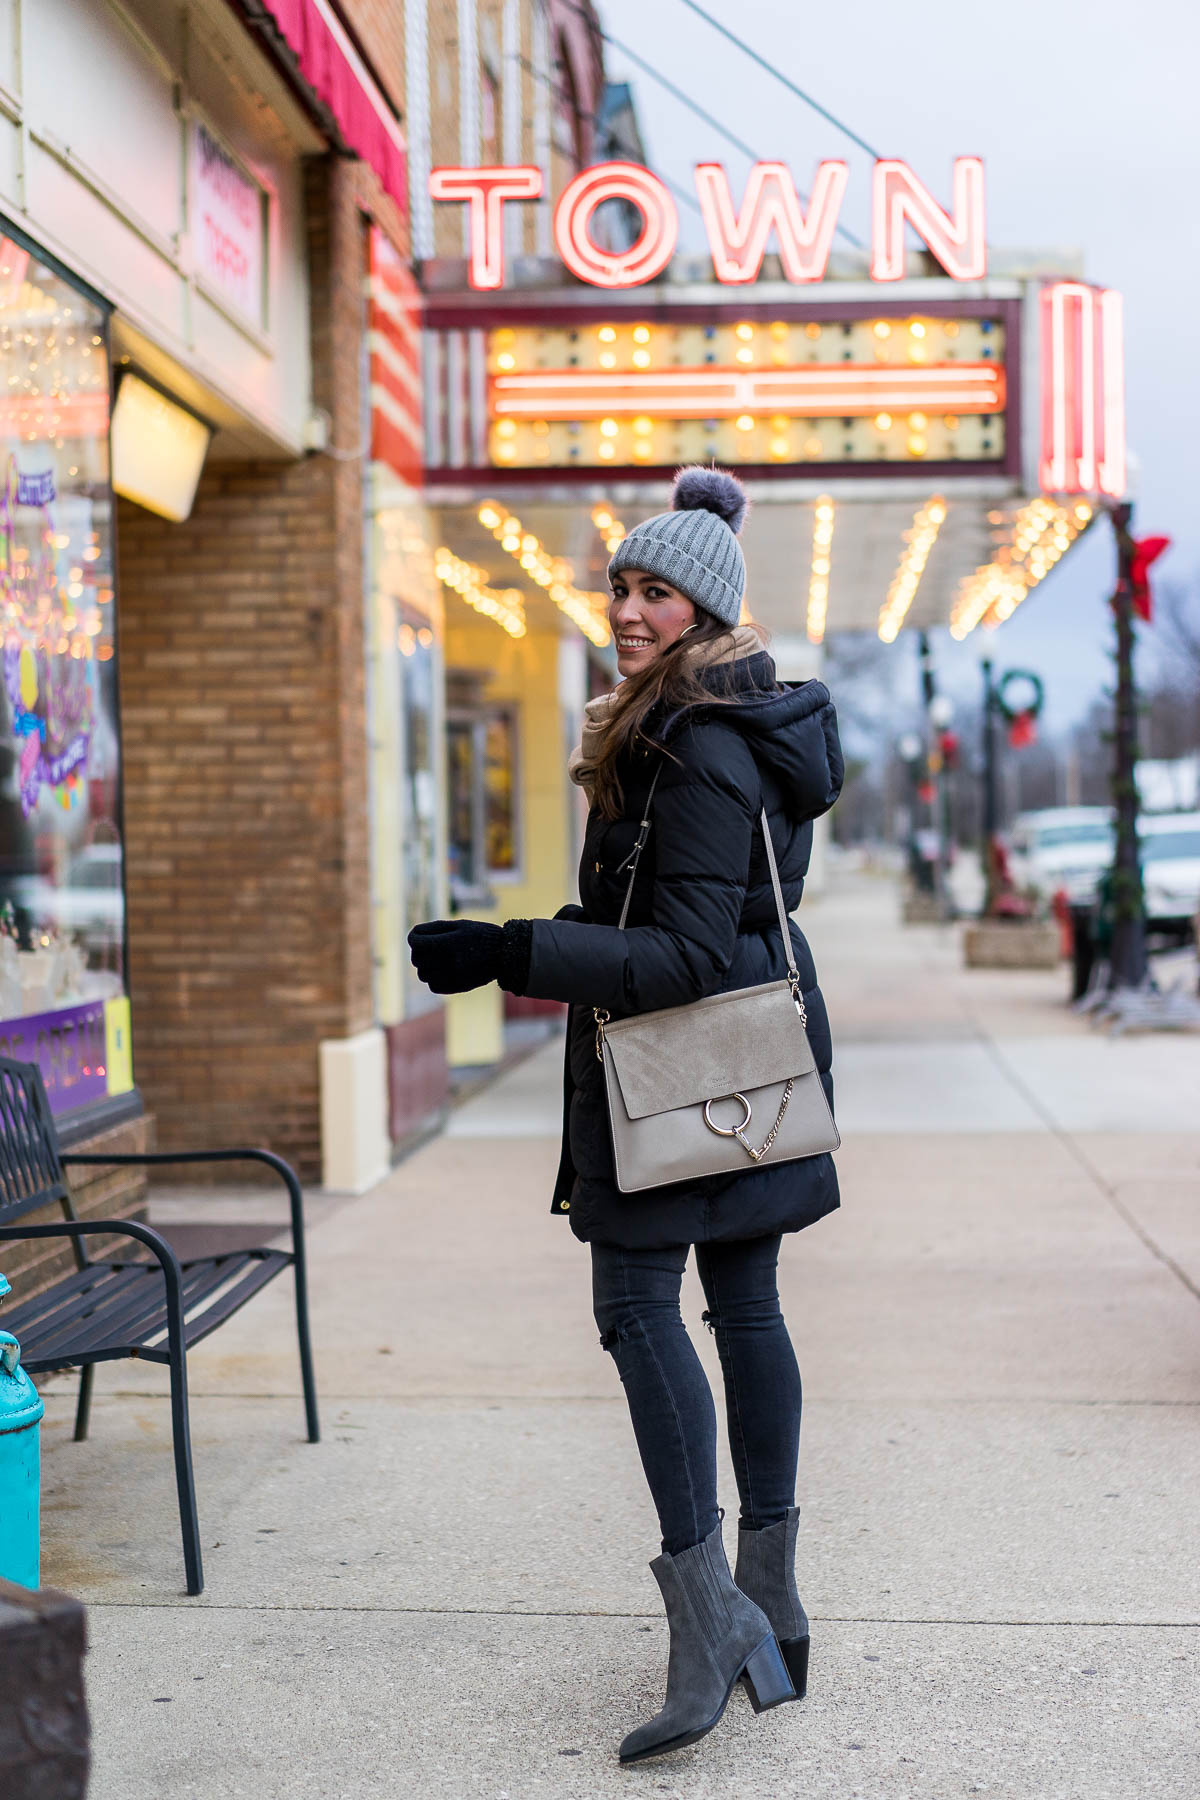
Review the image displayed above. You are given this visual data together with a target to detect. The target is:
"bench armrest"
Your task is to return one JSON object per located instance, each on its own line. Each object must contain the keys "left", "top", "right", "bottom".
{"left": 61, "top": 1148, "right": 308, "bottom": 1270}
{"left": 0, "top": 1217, "right": 189, "bottom": 1338}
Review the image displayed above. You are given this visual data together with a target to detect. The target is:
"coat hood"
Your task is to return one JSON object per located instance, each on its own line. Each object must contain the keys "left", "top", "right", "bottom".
{"left": 658, "top": 649, "right": 843, "bottom": 825}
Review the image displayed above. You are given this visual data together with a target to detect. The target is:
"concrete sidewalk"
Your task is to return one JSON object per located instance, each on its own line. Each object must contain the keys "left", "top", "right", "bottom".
{"left": 37, "top": 873, "right": 1200, "bottom": 1798}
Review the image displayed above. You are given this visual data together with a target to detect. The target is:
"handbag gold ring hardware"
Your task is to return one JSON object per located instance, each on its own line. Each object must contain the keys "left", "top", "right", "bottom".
{"left": 593, "top": 1007, "right": 610, "bottom": 1063}
{"left": 704, "top": 1081, "right": 797, "bottom": 1164}
{"left": 703, "top": 1092, "right": 753, "bottom": 1138}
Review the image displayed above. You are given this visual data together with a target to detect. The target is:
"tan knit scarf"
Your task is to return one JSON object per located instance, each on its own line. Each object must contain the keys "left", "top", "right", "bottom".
{"left": 568, "top": 623, "right": 763, "bottom": 798}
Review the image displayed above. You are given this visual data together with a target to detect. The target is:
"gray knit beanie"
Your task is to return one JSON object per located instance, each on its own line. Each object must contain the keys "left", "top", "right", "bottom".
{"left": 607, "top": 467, "right": 748, "bottom": 627}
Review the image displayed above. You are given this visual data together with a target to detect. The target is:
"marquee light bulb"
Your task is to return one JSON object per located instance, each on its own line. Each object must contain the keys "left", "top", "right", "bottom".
{"left": 598, "top": 326, "right": 616, "bottom": 342}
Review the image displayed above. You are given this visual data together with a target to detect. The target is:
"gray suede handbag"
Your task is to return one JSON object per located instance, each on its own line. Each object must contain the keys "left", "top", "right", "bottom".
{"left": 594, "top": 768, "right": 841, "bottom": 1194}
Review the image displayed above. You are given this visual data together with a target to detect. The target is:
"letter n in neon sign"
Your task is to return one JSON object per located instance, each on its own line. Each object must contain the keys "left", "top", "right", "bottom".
{"left": 428, "top": 166, "right": 543, "bottom": 290}
{"left": 694, "top": 161, "right": 848, "bottom": 284}
{"left": 1039, "top": 282, "right": 1125, "bottom": 500}
{"left": 871, "top": 157, "right": 986, "bottom": 282}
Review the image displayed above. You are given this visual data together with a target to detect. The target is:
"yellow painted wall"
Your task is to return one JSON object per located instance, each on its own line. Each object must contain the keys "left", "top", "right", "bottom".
{"left": 442, "top": 614, "right": 576, "bottom": 1064}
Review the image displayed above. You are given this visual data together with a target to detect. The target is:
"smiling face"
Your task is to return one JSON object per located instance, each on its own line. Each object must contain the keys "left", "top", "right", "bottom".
{"left": 609, "top": 568, "right": 698, "bottom": 677}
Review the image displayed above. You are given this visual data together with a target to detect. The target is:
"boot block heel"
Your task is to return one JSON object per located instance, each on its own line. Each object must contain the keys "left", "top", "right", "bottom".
{"left": 779, "top": 1633, "right": 810, "bottom": 1700}
{"left": 740, "top": 1635, "right": 795, "bottom": 1714}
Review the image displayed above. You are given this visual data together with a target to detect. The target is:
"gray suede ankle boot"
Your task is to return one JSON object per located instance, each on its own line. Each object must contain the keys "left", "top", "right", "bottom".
{"left": 619, "top": 1520, "right": 794, "bottom": 1765}
{"left": 734, "top": 1508, "right": 810, "bottom": 1699}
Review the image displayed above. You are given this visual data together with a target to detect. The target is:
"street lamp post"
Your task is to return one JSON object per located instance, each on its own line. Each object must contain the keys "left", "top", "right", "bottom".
{"left": 917, "top": 631, "right": 952, "bottom": 919}
{"left": 1107, "top": 502, "right": 1147, "bottom": 990}
{"left": 980, "top": 658, "right": 999, "bottom": 916}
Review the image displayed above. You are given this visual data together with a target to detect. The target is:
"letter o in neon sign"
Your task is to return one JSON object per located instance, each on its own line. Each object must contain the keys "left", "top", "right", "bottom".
{"left": 553, "top": 163, "right": 678, "bottom": 289}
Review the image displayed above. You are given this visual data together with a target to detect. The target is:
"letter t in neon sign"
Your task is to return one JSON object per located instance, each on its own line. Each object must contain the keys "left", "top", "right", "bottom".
{"left": 428, "top": 166, "right": 544, "bottom": 290}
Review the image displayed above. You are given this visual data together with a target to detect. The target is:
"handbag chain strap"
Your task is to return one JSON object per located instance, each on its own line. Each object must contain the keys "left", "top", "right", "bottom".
{"left": 596, "top": 761, "right": 807, "bottom": 1056}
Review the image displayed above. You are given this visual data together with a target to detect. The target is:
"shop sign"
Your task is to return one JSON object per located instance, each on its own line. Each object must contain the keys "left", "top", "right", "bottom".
{"left": 429, "top": 157, "right": 986, "bottom": 292}
{"left": 0, "top": 999, "right": 109, "bottom": 1115}
{"left": 190, "top": 122, "right": 267, "bottom": 325}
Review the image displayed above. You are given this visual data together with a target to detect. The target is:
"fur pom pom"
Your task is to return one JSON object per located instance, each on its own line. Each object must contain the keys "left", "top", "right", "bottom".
{"left": 671, "top": 465, "right": 749, "bottom": 535}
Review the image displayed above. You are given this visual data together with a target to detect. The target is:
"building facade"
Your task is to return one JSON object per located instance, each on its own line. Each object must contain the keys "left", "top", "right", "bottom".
{"left": 0, "top": 0, "right": 610, "bottom": 1290}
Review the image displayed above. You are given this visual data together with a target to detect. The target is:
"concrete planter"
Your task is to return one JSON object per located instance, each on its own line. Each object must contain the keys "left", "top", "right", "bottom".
{"left": 963, "top": 919, "right": 1061, "bottom": 968}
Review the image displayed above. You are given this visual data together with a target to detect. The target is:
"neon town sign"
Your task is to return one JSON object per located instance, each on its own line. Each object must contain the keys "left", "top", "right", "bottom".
{"left": 429, "top": 157, "right": 987, "bottom": 291}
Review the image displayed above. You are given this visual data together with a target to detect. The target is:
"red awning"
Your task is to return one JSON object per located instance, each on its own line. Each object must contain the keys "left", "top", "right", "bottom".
{"left": 250, "top": 0, "right": 407, "bottom": 215}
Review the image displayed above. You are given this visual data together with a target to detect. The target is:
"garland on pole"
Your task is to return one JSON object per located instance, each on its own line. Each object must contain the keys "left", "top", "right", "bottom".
{"left": 994, "top": 668, "right": 1045, "bottom": 748}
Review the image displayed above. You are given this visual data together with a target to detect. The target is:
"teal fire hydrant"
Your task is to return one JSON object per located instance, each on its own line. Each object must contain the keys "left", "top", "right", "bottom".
{"left": 0, "top": 1271, "right": 44, "bottom": 1589}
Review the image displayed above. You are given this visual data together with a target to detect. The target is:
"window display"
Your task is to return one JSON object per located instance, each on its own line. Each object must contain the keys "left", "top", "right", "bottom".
{"left": 0, "top": 224, "right": 131, "bottom": 1113}
{"left": 447, "top": 690, "right": 520, "bottom": 908}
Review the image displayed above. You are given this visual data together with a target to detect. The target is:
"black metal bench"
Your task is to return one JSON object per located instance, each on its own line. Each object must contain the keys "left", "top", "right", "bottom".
{"left": 0, "top": 1056, "right": 318, "bottom": 1595}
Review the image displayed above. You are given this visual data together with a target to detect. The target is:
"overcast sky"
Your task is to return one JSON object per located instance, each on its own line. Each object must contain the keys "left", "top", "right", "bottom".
{"left": 599, "top": 0, "right": 1200, "bottom": 727}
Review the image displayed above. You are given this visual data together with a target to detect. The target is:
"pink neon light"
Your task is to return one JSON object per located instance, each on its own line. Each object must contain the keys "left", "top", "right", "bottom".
{"left": 1097, "top": 289, "right": 1126, "bottom": 499}
{"left": 490, "top": 361, "right": 1004, "bottom": 420}
{"left": 1039, "top": 282, "right": 1126, "bottom": 499}
{"left": 693, "top": 161, "right": 848, "bottom": 284}
{"left": 870, "top": 157, "right": 986, "bottom": 283}
{"left": 428, "top": 166, "right": 543, "bottom": 289}
{"left": 552, "top": 163, "right": 678, "bottom": 288}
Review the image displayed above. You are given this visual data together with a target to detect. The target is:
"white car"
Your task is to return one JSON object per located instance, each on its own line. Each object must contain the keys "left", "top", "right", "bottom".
{"left": 1009, "top": 807, "right": 1114, "bottom": 904}
{"left": 1140, "top": 813, "right": 1200, "bottom": 939}
{"left": 6, "top": 844, "right": 124, "bottom": 955}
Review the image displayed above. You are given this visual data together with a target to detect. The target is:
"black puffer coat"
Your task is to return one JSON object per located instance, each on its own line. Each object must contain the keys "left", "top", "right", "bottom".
{"left": 520, "top": 649, "right": 843, "bottom": 1249}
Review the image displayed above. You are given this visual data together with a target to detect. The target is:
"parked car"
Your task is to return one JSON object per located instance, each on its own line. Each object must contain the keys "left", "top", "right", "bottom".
{"left": 4, "top": 843, "right": 124, "bottom": 957}
{"left": 1009, "top": 807, "right": 1114, "bottom": 904}
{"left": 1140, "top": 812, "right": 1200, "bottom": 943}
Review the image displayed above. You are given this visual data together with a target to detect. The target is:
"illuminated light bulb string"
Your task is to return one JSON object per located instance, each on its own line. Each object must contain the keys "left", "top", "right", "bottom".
{"left": 433, "top": 547, "right": 526, "bottom": 638}
{"left": 477, "top": 503, "right": 611, "bottom": 647}
{"left": 591, "top": 505, "right": 627, "bottom": 558}
{"left": 806, "top": 496, "right": 834, "bottom": 644}
{"left": 949, "top": 498, "right": 1093, "bottom": 639}
{"left": 877, "top": 496, "right": 948, "bottom": 643}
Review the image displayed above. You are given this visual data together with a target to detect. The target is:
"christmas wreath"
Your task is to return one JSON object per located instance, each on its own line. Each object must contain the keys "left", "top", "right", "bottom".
{"left": 995, "top": 669, "right": 1044, "bottom": 748}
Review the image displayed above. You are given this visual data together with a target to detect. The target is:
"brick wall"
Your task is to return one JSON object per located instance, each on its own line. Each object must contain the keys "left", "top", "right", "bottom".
{"left": 115, "top": 156, "right": 389, "bottom": 1181}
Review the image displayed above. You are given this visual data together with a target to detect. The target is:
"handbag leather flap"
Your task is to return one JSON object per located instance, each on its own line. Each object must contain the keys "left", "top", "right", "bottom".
{"left": 603, "top": 980, "right": 818, "bottom": 1122}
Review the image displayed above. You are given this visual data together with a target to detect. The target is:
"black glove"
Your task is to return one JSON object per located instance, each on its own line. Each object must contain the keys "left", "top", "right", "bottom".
{"left": 408, "top": 918, "right": 532, "bottom": 995}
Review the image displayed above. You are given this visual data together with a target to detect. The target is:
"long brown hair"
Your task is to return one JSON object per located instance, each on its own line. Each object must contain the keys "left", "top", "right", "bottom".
{"left": 588, "top": 615, "right": 765, "bottom": 819}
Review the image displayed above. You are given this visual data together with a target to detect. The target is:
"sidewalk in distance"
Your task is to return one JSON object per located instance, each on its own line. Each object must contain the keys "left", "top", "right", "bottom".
{"left": 40, "top": 872, "right": 1200, "bottom": 1800}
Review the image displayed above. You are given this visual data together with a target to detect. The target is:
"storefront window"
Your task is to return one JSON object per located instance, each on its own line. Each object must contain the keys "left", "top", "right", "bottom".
{"left": 447, "top": 689, "right": 520, "bottom": 908}
{"left": 399, "top": 611, "right": 439, "bottom": 976}
{"left": 0, "top": 224, "right": 131, "bottom": 1113}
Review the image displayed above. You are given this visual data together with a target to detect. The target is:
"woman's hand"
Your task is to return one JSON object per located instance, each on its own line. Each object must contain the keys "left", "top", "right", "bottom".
{"left": 408, "top": 919, "right": 503, "bottom": 994}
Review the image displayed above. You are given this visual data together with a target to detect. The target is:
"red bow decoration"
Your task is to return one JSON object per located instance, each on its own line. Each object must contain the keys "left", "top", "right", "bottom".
{"left": 1008, "top": 711, "right": 1037, "bottom": 749}
{"left": 1129, "top": 534, "right": 1171, "bottom": 622}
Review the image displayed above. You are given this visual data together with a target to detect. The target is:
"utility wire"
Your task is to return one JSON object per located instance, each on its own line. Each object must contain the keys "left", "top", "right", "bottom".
{"left": 560, "top": 0, "right": 864, "bottom": 248}
{"left": 674, "top": 0, "right": 884, "bottom": 162}
{"left": 514, "top": 52, "right": 703, "bottom": 215}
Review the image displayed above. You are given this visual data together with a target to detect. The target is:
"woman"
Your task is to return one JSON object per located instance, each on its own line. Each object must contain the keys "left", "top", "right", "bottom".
{"left": 410, "top": 467, "right": 842, "bottom": 1764}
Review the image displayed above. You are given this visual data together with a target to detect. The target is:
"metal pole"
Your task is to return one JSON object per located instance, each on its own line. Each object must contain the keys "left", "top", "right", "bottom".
{"left": 981, "top": 658, "right": 998, "bottom": 916}
{"left": 917, "top": 631, "right": 951, "bottom": 919}
{"left": 1107, "top": 502, "right": 1147, "bottom": 988}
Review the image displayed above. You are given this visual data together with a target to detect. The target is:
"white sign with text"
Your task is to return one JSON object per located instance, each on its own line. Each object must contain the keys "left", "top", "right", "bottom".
{"left": 190, "top": 121, "right": 266, "bottom": 325}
